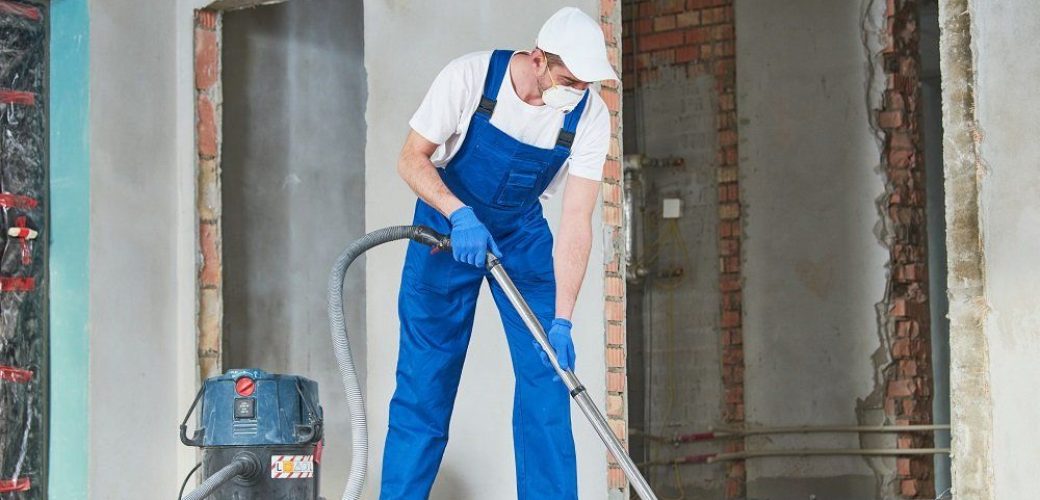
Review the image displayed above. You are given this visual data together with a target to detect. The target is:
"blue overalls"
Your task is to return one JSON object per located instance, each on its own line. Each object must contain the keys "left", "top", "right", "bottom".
{"left": 381, "top": 50, "right": 589, "bottom": 500}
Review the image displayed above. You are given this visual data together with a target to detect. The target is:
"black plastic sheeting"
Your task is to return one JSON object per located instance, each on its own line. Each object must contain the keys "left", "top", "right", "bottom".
{"left": 0, "top": 1, "right": 47, "bottom": 498}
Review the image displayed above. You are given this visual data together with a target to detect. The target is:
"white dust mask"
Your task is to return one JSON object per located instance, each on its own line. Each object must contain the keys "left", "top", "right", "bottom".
{"left": 541, "top": 66, "right": 585, "bottom": 113}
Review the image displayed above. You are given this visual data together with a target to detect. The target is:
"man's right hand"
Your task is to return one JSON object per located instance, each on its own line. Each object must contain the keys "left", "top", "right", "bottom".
{"left": 448, "top": 206, "right": 502, "bottom": 268}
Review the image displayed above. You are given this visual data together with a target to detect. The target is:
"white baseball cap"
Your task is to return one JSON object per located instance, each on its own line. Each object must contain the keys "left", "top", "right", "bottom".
{"left": 536, "top": 7, "right": 619, "bottom": 83}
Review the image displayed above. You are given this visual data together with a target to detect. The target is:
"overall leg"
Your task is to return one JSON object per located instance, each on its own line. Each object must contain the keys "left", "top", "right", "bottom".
{"left": 381, "top": 239, "right": 484, "bottom": 500}
{"left": 488, "top": 251, "right": 578, "bottom": 500}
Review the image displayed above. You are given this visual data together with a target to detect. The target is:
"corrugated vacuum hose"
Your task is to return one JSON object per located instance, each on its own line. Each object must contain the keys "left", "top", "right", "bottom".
{"left": 327, "top": 225, "right": 657, "bottom": 500}
{"left": 181, "top": 453, "right": 261, "bottom": 500}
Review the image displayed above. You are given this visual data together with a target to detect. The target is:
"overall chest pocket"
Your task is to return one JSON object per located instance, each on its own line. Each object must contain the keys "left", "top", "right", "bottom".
{"left": 494, "top": 167, "right": 543, "bottom": 208}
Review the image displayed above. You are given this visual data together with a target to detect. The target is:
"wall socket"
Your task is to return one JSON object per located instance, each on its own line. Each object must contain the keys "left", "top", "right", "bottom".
{"left": 663, "top": 198, "right": 682, "bottom": 218}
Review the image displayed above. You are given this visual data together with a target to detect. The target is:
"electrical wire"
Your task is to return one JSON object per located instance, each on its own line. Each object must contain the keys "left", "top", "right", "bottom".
{"left": 177, "top": 462, "right": 202, "bottom": 500}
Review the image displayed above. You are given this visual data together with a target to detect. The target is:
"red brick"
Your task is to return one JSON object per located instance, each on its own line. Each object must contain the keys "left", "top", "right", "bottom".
{"left": 720, "top": 275, "right": 740, "bottom": 292}
{"left": 676, "top": 45, "right": 700, "bottom": 63}
{"left": 888, "top": 148, "right": 913, "bottom": 168}
{"left": 603, "top": 182, "right": 622, "bottom": 205}
{"left": 900, "top": 479, "right": 919, "bottom": 497}
{"left": 879, "top": 110, "right": 904, "bottom": 128}
{"left": 899, "top": 359, "right": 919, "bottom": 377}
{"left": 605, "top": 276, "right": 624, "bottom": 298}
{"left": 601, "top": 0, "right": 616, "bottom": 18}
{"left": 897, "top": 457, "right": 912, "bottom": 476}
{"left": 725, "top": 386, "right": 743, "bottom": 404}
{"left": 599, "top": 87, "right": 621, "bottom": 112}
{"left": 195, "top": 28, "right": 219, "bottom": 90}
{"left": 719, "top": 202, "right": 739, "bottom": 220}
{"left": 607, "top": 322, "right": 625, "bottom": 345}
{"left": 607, "top": 371, "right": 626, "bottom": 392}
{"left": 635, "top": 18, "right": 653, "bottom": 35}
{"left": 902, "top": 398, "right": 918, "bottom": 415}
{"left": 892, "top": 339, "right": 911, "bottom": 358}
{"left": 603, "top": 159, "right": 622, "bottom": 180}
{"left": 724, "top": 477, "right": 742, "bottom": 498}
{"left": 887, "top": 379, "right": 914, "bottom": 397}
{"left": 890, "top": 298, "right": 908, "bottom": 316}
{"left": 607, "top": 466, "right": 627, "bottom": 490}
{"left": 721, "top": 310, "right": 740, "bottom": 328}
{"left": 606, "top": 299, "right": 624, "bottom": 321}
{"left": 639, "top": 31, "right": 684, "bottom": 51}
{"left": 606, "top": 394, "right": 624, "bottom": 417}
{"left": 653, "top": 15, "right": 676, "bottom": 32}
{"left": 606, "top": 347, "right": 626, "bottom": 368}
{"left": 197, "top": 94, "right": 218, "bottom": 158}
{"left": 195, "top": 9, "right": 218, "bottom": 30}
{"left": 885, "top": 90, "right": 906, "bottom": 110}
{"left": 604, "top": 205, "right": 622, "bottom": 227}
{"left": 720, "top": 238, "right": 738, "bottom": 256}
{"left": 685, "top": 27, "right": 711, "bottom": 44}
{"left": 676, "top": 11, "right": 700, "bottom": 28}
{"left": 199, "top": 222, "right": 221, "bottom": 287}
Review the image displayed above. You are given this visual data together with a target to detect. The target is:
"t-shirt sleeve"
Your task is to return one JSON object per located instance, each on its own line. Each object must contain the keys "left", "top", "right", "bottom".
{"left": 566, "top": 94, "right": 611, "bottom": 182}
{"left": 408, "top": 56, "right": 475, "bottom": 145}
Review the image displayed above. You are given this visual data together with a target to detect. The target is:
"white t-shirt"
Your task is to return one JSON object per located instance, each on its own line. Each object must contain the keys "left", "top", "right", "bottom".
{"left": 409, "top": 50, "right": 610, "bottom": 198}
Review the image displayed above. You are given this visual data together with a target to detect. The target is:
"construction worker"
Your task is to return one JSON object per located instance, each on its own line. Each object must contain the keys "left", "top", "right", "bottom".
{"left": 384, "top": 7, "right": 616, "bottom": 500}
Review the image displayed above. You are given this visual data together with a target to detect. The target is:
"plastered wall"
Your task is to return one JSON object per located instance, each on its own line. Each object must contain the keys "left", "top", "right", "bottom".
{"left": 965, "top": 1, "right": 1040, "bottom": 497}
{"left": 88, "top": 0, "right": 182, "bottom": 495}
{"left": 736, "top": 1, "right": 892, "bottom": 497}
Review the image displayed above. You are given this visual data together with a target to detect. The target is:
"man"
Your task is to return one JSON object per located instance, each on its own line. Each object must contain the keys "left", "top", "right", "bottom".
{"left": 384, "top": 7, "right": 616, "bottom": 499}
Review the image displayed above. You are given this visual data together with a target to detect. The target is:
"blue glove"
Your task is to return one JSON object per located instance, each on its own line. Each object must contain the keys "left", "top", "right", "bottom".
{"left": 449, "top": 206, "right": 502, "bottom": 268}
{"left": 534, "top": 318, "right": 576, "bottom": 377}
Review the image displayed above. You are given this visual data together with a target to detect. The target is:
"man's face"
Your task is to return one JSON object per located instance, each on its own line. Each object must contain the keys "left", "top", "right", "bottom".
{"left": 540, "top": 52, "right": 590, "bottom": 91}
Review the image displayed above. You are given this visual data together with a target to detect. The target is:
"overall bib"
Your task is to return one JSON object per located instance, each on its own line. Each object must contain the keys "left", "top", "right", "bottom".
{"left": 381, "top": 50, "right": 589, "bottom": 500}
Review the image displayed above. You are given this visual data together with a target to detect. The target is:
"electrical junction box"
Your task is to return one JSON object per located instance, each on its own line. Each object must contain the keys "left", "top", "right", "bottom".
{"left": 662, "top": 198, "right": 682, "bottom": 218}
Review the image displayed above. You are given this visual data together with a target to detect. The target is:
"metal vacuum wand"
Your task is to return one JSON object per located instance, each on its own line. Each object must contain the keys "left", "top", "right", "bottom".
{"left": 486, "top": 254, "right": 658, "bottom": 500}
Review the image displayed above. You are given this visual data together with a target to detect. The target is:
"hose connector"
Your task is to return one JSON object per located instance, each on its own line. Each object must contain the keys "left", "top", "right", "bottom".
{"left": 410, "top": 225, "right": 451, "bottom": 251}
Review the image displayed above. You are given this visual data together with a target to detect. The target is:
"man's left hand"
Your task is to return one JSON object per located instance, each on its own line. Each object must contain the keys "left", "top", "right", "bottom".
{"left": 535, "top": 318, "right": 576, "bottom": 375}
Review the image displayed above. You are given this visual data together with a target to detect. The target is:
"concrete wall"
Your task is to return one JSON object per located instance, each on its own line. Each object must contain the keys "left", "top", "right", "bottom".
{"left": 88, "top": 0, "right": 182, "bottom": 495}
{"left": 736, "top": 1, "right": 891, "bottom": 497}
{"left": 363, "top": 1, "right": 607, "bottom": 499}
{"left": 220, "top": 1, "right": 366, "bottom": 496}
{"left": 967, "top": 1, "right": 1040, "bottom": 497}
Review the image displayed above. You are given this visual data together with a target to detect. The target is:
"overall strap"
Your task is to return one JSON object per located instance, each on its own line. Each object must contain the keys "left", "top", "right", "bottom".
{"left": 555, "top": 90, "right": 590, "bottom": 150}
{"left": 477, "top": 49, "right": 515, "bottom": 117}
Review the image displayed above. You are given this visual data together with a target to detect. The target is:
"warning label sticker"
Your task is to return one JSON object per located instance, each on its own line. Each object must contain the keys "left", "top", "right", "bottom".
{"left": 271, "top": 455, "right": 315, "bottom": 479}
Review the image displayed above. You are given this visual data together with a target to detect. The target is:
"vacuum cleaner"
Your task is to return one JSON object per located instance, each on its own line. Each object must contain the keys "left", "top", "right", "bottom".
{"left": 179, "top": 225, "right": 658, "bottom": 500}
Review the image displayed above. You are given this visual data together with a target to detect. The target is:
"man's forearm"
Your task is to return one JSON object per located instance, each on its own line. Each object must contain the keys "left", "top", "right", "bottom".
{"left": 398, "top": 132, "right": 464, "bottom": 217}
{"left": 554, "top": 216, "right": 592, "bottom": 320}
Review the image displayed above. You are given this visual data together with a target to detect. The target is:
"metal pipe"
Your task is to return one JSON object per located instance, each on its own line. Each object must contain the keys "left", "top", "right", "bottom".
{"left": 641, "top": 448, "right": 951, "bottom": 467}
{"left": 633, "top": 424, "right": 949, "bottom": 445}
{"left": 709, "top": 424, "right": 951, "bottom": 437}
{"left": 486, "top": 256, "right": 658, "bottom": 500}
{"left": 708, "top": 448, "right": 951, "bottom": 463}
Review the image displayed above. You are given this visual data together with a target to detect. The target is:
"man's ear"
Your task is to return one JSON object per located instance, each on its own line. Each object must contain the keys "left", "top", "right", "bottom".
{"left": 531, "top": 48, "right": 546, "bottom": 71}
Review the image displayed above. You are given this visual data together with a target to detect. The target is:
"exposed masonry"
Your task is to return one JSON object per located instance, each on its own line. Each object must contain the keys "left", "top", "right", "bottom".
{"left": 622, "top": 0, "right": 743, "bottom": 497}
{"left": 599, "top": 0, "right": 629, "bottom": 494}
{"left": 195, "top": 8, "right": 223, "bottom": 381}
{"left": 876, "top": 1, "right": 937, "bottom": 498}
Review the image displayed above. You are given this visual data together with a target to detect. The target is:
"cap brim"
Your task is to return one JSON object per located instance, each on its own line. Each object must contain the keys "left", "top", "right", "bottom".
{"left": 562, "top": 54, "right": 619, "bottom": 83}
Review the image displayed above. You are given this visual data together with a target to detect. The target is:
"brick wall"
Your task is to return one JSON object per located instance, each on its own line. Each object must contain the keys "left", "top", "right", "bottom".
{"left": 195, "top": 9, "right": 223, "bottom": 380}
{"left": 599, "top": 0, "right": 629, "bottom": 494}
{"left": 880, "top": 1, "right": 935, "bottom": 498}
{"left": 621, "top": 0, "right": 744, "bottom": 497}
